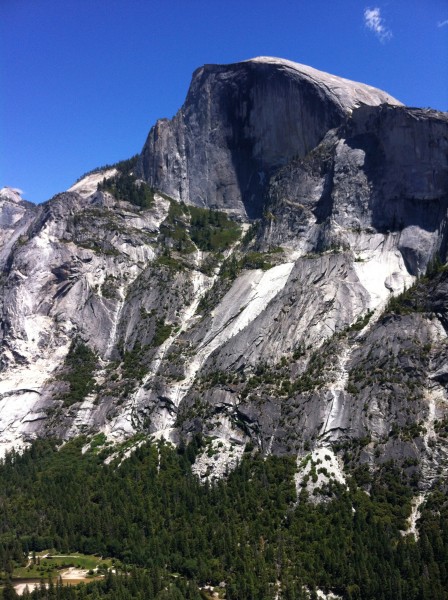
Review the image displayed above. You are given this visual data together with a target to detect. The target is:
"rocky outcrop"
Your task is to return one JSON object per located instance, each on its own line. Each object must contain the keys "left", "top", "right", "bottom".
{"left": 258, "top": 105, "right": 448, "bottom": 274}
{"left": 0, "top": 188, "right": 38, "bottom": 268}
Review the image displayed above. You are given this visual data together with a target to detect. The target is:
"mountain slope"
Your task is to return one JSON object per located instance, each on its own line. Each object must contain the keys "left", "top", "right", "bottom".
{"left": 0, "top": 59, "right": 448, "bottom": 498}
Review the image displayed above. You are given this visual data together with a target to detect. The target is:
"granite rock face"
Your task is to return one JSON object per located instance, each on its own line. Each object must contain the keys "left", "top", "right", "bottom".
{"left": 258, "top": 105, "right": 448, "bottom": 272}
{"left": 1, "top": 59, "right": 448, "bottom": 492}
{"left": 139, "top": 57, "right": 401, "bottom": 219}
{"left": 0, "top": 188, "right": 38, "bottom": 268}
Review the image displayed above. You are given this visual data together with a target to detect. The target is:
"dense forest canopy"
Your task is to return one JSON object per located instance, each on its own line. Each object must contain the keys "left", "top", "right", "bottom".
{"left": 0, "top": 438, "right": 447, "bottom": 599}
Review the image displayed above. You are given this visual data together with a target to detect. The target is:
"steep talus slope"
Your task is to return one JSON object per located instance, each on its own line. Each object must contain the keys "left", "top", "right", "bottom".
{"left": 1, "top": 58, "right": 448, "bottom": 496}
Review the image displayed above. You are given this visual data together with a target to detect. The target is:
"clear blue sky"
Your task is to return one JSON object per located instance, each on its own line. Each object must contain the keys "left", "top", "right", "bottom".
{"left": 1, "top": 0, "right": 447, "bottom": 204}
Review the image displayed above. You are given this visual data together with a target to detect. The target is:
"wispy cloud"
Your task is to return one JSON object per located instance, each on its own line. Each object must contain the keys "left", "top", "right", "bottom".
{"left": 437, "top": 19, "right": 448, "bottom": 28}
{"left": 364, "top": 7, "right": 392, "bottom": 43}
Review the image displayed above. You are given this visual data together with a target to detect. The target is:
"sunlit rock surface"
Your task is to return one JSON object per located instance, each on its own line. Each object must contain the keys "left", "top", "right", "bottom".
{"left": 139, "top": 57, "right": 401, "bottom": 219}
{"left": 1, "top": 59, "right": 448, "bottom": 491}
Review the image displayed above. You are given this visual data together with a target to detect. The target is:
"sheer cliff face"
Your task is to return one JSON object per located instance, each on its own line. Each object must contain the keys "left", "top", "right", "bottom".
{"left": 1, "top": 59, "right": 448, "bottom": 492}
{"left": 139, "top": 57, "right": 401, "bottom": 218}
{"left": 259, "top": 105, "right": 448, "bottom": 275}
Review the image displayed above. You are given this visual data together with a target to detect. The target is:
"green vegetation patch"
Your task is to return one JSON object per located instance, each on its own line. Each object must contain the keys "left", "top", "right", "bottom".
{"left": 154, "top": 253, "right": 186, "bottom": 271}
{"left": 89, "top": 433, "right": 109, "bottom": 453}
{"left": 347, "top": 309, "right": 373, "bottom": 332}
{"left": 98, "top": 173, "right": 154, "bottom": 209}
{"left": 188, "top": 206, "right": 241, "bottom": 252}
{"left": 61, "top": 339, "right": 97, "bottom": 406}
{"left": 94, "top": 155, "right": 154, "bottom": 209}
{"left": 159, "top": 202, "right": 195, "bottom": 254}
{"left": 239, "top": 251, "right": 273, "bottom": 271}
{"left": 152, "top": 320, "right": 173, "bottom": 347}
{"left": 121, "top": 342, "right": 149, "bottom": 381}
{"left": 159, "top": 202, "right": 241, "bottom": 256}
{"left": 119, "top": 320, "right": 173, "bottom": 384}
{"left": 218, "top": 248, "right": 284, "bottom": 282}
{"left": 384, "top": 283, "right": 424, "bottom": 315}
{"left": 11, "top": 552, "right": 113, "bottom": 580}
{"left": 101, "top": 274, "right": 119, "bottom": 300}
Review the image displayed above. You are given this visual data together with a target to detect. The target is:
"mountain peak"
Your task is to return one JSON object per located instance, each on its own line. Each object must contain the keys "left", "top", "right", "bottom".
{"left": 0, "top": 186, "right": 25, "bottom": 204}
{"left": 140, "top": 57, "right": 402, "bottom": 218}
{"left": 68, "top": 168, "right": 118, "bottom": 198}
{"left": 243, "top": 56, "right": 403, "bottom": 111}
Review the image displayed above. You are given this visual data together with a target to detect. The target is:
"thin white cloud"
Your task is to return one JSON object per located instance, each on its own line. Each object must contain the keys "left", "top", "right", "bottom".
{"left": 437, "top": 19, "right": 448, "bottom": 28}
{"left": 364, "top": 7, "right": 392, "bottom": 42}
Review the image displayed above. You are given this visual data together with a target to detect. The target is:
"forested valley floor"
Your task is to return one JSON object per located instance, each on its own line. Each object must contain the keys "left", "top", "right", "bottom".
{"left": 1, "top": 437, "right": 447, "bottom": 600}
